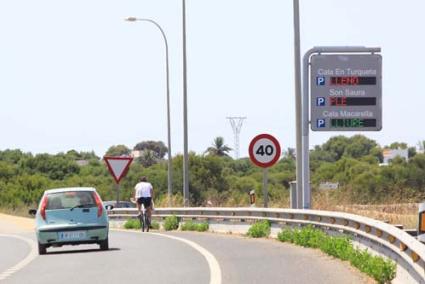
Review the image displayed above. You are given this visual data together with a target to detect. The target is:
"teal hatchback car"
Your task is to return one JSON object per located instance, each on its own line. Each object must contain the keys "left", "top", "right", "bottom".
{"left": 31, "top": 187, "right": 109, "bottom": 255}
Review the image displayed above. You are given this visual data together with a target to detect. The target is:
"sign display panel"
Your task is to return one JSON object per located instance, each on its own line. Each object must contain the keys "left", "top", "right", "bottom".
{"left": 104, "top": 156, "right": 133, "bottom": 184}
{"left": 310, "top": 54, "right": 382, "bottom": 131}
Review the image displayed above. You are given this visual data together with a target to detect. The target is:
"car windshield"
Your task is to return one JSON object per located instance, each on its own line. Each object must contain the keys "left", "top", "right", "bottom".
{"left": 46, "top": 191, "right": 96, "bottom": 210}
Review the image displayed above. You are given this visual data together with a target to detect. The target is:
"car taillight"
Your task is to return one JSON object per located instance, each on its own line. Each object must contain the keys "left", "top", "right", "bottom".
{"left": 40, "top": 196, "right": 48, "bottom": 220}
{"left": 93, "top": 192, "right": 103, "bottom": 217}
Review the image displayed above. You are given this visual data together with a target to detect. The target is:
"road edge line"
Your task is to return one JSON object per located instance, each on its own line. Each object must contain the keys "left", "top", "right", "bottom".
{"left": 112, "top": 229, "right": 222, "bottom": 284}
{"left": 0, "top": 234, "right": 38, "bottom": 281}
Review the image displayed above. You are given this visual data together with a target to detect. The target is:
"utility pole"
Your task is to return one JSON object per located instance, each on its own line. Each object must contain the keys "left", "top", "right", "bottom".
{"left": 226, "top": 117, "right": 246, "bottom": 159}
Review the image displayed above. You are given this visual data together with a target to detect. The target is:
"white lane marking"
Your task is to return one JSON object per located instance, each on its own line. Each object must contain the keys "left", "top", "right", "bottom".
{"left": 113, "top": 229, "right": 222, "bottom": 284}
{"left": 151, "top": 233, "right": 222, "bottom": 284}
{"left": 0, "top": 234, "right": 38, "bottom": 281}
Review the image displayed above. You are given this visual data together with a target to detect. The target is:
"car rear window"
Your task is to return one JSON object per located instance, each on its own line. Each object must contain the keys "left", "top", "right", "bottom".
{"left": 46, "top": 191, "right": 95, "bottom": 210}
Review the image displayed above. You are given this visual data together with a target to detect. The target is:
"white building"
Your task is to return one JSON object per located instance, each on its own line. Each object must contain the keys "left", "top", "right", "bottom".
{"left": 382, "top": 148, "right": 409, "bottom": 165}
{"left": 131, "top": 150, "right": 143, "bottom": 158}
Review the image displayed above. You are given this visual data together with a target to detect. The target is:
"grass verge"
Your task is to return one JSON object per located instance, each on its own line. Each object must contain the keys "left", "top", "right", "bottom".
{"left": 277, "top": 225, "right": 396, "bottom": 284}
{"left": 181, "top": 221, "right": 209, "bottom": 232}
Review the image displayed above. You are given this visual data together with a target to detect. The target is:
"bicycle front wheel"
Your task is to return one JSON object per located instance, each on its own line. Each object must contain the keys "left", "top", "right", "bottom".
{"left": 139, "top": 214, "right": 145, "bottom": 232}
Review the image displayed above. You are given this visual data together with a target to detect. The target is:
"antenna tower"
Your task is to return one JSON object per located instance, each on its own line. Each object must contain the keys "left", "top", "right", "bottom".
{"left": 226, "top": 116, "right": 246, "bottom": 159}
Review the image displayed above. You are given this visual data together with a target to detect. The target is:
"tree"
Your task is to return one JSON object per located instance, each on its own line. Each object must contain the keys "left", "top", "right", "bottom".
{"left": 66, "top": 150, "right": 99, "bottom": 160}
{"left": 22, "top": 154, "right": 80, "bottom": 180}
{"left": 344, "top": 135, "right": 378, "bottom": 158}
{"left": 388, "top": 142, "right": 408, "bottom": 149}
{"left": 204, "top": 137, "right": 232, "bottom": 157}
{"left": 417, "top": 141, "right": 425, "bottom": 153}
{"left": 105, "top": 145, "right": 130, "bottom": 157}
{"left": 137, "top": 150, "right": 159, "bottom": 167}
{"left": 321, "top": 136, "right": 350, "bottom": 161}
{"left": 284, "top": 148, "right": 296, "bottom": 160}
{"left": 133, "top": 141, "right": 168, "bottom": 159}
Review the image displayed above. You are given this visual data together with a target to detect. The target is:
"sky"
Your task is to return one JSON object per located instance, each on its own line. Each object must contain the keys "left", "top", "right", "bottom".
{"left": 0, "top": 0, "right": 424, "bottom": 158}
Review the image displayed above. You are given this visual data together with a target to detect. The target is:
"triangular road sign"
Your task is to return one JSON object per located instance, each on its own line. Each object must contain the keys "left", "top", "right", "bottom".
{"left": 103, "top": 156, "right": 133, "bottom": 184}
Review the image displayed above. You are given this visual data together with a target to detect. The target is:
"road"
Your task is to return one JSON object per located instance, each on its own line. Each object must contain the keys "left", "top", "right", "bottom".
{"left": 0, "top": 222, "right": 369, "bottom": 284}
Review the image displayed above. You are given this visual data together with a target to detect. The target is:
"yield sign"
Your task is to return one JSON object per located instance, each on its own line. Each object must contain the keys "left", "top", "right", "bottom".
{"left": 103, "top": 156, "right": 133, "bottom": 184}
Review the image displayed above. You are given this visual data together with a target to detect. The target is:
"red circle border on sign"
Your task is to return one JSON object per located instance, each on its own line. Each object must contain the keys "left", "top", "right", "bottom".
{"left": 248, "top": 134, "right": 281, "bottom": 168}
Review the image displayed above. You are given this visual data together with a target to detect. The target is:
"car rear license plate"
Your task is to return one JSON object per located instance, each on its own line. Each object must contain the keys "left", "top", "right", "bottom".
{"left": 58, "top": 231, "right": 87, "bottom": 241}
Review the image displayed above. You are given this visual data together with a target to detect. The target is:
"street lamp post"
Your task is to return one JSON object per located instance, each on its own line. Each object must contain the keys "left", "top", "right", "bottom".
{"left": 125, "top": 17, "right": 173, "bottom": 207}
{"left": 182, "top": 0, "right": 190, "bottom": 207}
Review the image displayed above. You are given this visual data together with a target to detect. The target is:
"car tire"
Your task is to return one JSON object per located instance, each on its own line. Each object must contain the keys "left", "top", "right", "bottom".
{"left": 99, "top": 238, "right": 109, "bottom": 251}
{"left": 38, "top": 242, "right": 47, "bottom": 255}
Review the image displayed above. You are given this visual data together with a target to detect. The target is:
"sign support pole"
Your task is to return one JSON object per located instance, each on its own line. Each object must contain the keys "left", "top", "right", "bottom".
{"left": 116, "top": 183, "right": 120, "bottom": 208}
{"left": 263, "top": 168, "right": 268, "bottom": 208}
{"left": 302, "top": 46, "right": 381, "bottom": 209}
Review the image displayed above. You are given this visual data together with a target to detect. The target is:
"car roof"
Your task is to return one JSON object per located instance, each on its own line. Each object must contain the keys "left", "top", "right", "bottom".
{"left": 44, "top": 187, "right": 96, "bottom": 194}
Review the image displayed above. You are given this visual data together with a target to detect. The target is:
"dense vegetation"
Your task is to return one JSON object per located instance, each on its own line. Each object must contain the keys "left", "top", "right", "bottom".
{"left": 277, "top": 226, "right": 396, "bottom": 283}
{"left": 1, "top": 135, "right": 425, "bottom": 212}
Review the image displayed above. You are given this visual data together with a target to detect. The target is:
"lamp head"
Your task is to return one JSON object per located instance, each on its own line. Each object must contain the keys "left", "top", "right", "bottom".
{"left": 125, "top": 17, "right": 138, "bottom": 22}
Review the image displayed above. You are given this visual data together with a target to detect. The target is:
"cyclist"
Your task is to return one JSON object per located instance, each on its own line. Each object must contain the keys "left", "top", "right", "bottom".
{"left": 134, "top": 176, "right": 154, "bottom": 223}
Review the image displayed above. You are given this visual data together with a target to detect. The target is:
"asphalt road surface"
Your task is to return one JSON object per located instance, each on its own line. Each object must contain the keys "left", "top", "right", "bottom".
{"left": 1, "top": 229, "right": 368, "bottom": 284}
{"left": 0, "top": 235, "right": 31, "bottom": 273}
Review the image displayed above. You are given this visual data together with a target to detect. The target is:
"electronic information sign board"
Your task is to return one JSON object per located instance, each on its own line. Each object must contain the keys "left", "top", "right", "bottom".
{"left": 310, "top": 54, "right": 382, "bottom": 131}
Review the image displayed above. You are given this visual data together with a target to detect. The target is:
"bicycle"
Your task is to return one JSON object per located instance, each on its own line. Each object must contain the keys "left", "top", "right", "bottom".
{"left": 140, "top": 204, "right": 151, "bottom": 232}
{"left": 131, "top": 198, "right": 151, "bottom": 232}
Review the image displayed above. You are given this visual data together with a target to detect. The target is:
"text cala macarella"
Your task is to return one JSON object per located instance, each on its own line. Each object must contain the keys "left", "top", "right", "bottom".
{"left": 322, "top": 110, "right": 373, "bottom": 118}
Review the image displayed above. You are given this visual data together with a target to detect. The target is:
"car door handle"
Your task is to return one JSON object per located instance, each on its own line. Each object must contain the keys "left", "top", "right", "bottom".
{"left": 82, "top": 209, "right": 90, "bottom": 213}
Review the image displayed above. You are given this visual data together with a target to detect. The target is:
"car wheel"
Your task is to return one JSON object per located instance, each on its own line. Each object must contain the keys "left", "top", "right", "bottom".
{"left": 99, "top": 238, "right": 109, "bottom": 251}
{"left": 38, "top": 242, "right": 47, "bottom": 255}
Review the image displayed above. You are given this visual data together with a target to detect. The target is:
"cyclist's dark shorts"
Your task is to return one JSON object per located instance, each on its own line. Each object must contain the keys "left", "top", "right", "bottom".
{"left": 137, "top": 197, "right": 152, "bottom": 208}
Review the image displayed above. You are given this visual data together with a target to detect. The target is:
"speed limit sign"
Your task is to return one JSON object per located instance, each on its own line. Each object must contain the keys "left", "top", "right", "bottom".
{"left": 248, "top": 134, "right": 281, "bottom": 168}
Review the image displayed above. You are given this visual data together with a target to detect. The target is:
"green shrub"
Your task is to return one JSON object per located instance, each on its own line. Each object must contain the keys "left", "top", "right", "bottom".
{"left": 320, "top": 235, "right": 353, "bottom": 261}
{"left": 124, "top": 218, "right": 141, "bottom": 229}
{"left": 292, "top": 225, "right": 326, "bottom": 248}
{"left": 150, "top": 221, "right": 160, "bottom": 230}
{"left": 277, "top": 228, "right": 294, "bottom": 243}
{"left": 181, "top": 221, "right": 209, "bottom": 232}
{"left": 277, "top": 226, "right": 396, "bottom": 284}
{"left": 350, "top": 249, "right": 396, "bottom": 284}
{"left": 164, "top": 215, "right": 179, "bottom": 231}
{"left": 247, "top": 220, "right": 271, "bottom": 238}
{"left": 181, "top": 221, "right": 196, "bottom": 231}
{"left": 196, "top": 222, "right": 209, "bottom": 232}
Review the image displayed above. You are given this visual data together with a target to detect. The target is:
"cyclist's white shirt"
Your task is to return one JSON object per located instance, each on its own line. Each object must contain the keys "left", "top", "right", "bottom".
{"left": 135, "top": 182, "right": 153, "bottom": 198}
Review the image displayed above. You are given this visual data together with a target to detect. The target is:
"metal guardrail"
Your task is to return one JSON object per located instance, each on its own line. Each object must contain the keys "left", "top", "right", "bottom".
{"left": 109, "top": 207, "right": 425, "bottom": 281}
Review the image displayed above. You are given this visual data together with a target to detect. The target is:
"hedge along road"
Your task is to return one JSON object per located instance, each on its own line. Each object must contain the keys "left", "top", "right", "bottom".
{"left": 0, "top": 228, "right": 370, "bottom": 284}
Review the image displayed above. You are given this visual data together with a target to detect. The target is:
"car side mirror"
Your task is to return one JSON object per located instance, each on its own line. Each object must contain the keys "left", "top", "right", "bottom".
{"left": 28, "top": 209, "right": 37, "bottom": 216}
